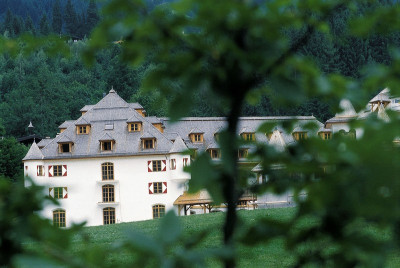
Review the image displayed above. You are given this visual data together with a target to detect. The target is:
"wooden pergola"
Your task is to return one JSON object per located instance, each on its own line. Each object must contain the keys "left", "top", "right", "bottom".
{"left": 174, "top": 190, "right": 257, "bottom": 216}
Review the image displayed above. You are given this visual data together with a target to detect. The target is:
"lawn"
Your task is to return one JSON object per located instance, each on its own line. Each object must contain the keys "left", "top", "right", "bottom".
{"left": 67, "top": 207, "right": 400, "bottom": 267}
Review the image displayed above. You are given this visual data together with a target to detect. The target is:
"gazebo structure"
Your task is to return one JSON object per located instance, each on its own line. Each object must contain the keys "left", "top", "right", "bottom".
{"left": 174, "top": 190, "right": 257, "bottom": 216}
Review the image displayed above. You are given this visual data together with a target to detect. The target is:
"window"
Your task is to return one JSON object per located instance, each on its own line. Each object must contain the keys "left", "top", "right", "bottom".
{"left": 142, "top": 139, "right": 155, "bottom": 149}
{"left": 152, "top": 204, "right": 165, "bottom": 219}
{"left": 319, "top": 132, "right": 332, "bottom": 140}
{"left": 183, "top": 158, "right": 189, "bottom": 167}
{"left": 101, "top": 162, "right": 114, "bottom": 180}
{"left": 37, "top": 165, "right": 45, "bottom": 176}
{"left": 103, "top": 207, "right": 115, "bottom": 225}
{"left": 54, "top": 187, "right": 64, "bottom": 199}
{"left": 153, "top": 160, "right": 162, "bottom": 172}
{"left": 102, "top": 184, "right": 115, "bottom": 203}
{"left": 77, "top": 125, "right": 90, "bottom": 134}
{"left": 170, "top": 159, "right": 176, "bottom": 170}
{"left": 238, "top": 149, "right": 248, "bottom": 159}
{"left": 153, "top": 182, "right": 163, "bottom": 194}
{"left": 53, "top": 165, "right": 63, "bottom": 176}
{"left": 293, "top": 132, "right": 307, "bottom": 141}
{"left": 101, "top": 141, "right": 113, "bottom": 151}
{"left": 191, "top": 133, "right": 203, "bottom": 143}
{"left": 209, "top": 149, "right": 221, "bottom": 159}
{"left": 53, "top": 209, "right": 66, "bottom": 227}
{"left": 241, "top": 133, "right": 255, "bottom": 141}
{"left": 128, "top": 123, "right": 141, "bottom": 132}
{"left": 59, "top": 143, "right": 72, "bottom": 153}
{"left": 49, "top": 187, "right": 68, "bottom": 199}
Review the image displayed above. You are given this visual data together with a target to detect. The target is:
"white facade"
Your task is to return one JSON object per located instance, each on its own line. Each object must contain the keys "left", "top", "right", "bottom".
{"left": 24, "top": 153, "right": 190, "bottom": 226}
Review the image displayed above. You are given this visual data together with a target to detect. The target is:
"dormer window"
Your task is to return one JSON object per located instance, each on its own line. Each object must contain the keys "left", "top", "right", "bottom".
{"left": 142, "top": 138, "right": 156, "bottom": 149}
{"left": 101, "top": 141, "right": 113, "bottom": 151}
{"left": 135, "top": 108, "right": 146, "bottom": 117}
{"left": 241, "top": 133, "right": 255, "bottom": 141}
{"left": 293, "top": 132, "right": 307, "bottom": 141}
{"left": 209, "top": 149, "right": 221, "bottom": 159}
{"left": 77, "top": 125, "right": 90, "bottom": 134}
{"left": 238, "top": 149, "right": 248, "bottom": 159}
{"left": 190, "top": 133, "right": 203, "bottom": 143}
{"left": 214, "top": 133, "right": 219, "bottom": 141}
{"left": 319, "top": 132, "right": 332, "bottom": 140}
{"left": 59, "top": 142, "right": 73, "bottom": 153}
{"left": 128, "top": 122, "right": 142, "bottom": 132}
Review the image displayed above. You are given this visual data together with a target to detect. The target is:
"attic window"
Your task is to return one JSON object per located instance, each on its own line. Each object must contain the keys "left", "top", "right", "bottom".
{"left": 59, "top": 143, "right": 73, "bottom": 153}
{"left": 293, "top": 132, "right": 307, "bottom": 141}
{"left": 238, "top": 149, "right": 248, "bottom": 159}
{"left": 142, "top": 138, "right": 156, "bottom": 149}
{"left": 105, "top": 124, "right": 114, "bottom": 130}
{"left": 101, "top": 141, "right": 113, "bottom": 151}
{"left": 319, "top": 132, "right": 332, "bottom": 140}
{"left": 128, "top": 122, "right": 141, "bottom": 132}
{"left": 190, "top": 133, "right": 203, "bottom": 143}
{"left": 77, "top": 125, "right": 90, "bottom": 134}
{"left": 209, "top": 149, "right": 220, "bottom": 159}
{"left": 241, "top": 133, "right": 255, "bottom": 141}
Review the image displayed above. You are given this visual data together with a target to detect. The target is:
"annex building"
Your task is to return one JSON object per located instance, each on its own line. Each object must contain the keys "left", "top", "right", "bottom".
{"left": 22, "top": 88, "right": 392, "bottom": 227}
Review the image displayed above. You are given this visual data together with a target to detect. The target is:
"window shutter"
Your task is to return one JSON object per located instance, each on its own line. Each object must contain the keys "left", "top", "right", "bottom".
{"left": 163, "top": 182, "right": 167, "bottom": 194}
{"left": 148, "top": 182, "right": 153, "bottom": 194}
{"left": 49, "top": 188, "right": 54, "bottom": 198}
{"left": 64, "top": 187, "right": 68, "bottom": 198}
{"left": 62, "top": 165, "right": 67, "bottom": 176}
{"left": 48, "top": 165, "right": 53, "bottom": 177}
{"left": 148, "top": 161, "right": 153, "bottom": 172}
{"left": 162, "top": 160, "right": 166, "bottom": 171}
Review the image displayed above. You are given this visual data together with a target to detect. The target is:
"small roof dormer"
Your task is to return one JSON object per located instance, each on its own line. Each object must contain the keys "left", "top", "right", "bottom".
{"left": 75, "top": 118, "right": 91, "bottom": 135}
{"left": 292, "top": 126, "right": 307, "bottom": 141}
{"left": 127, "top": 114, "right": 143, "bottom": 132}
{"left": 240, "top": 128, "right": 255, "bottom": 141}
{"left": 99, "top": 133, "right": 115, "bottom": 152}
{"left": 189, "top": 128, "right": 204, "bottom": 143}
{"left": 141, "top": 132, "right": 156, "bottom": 149}
{"left": 57, "top": 135, "right": 74, "bottom": 153}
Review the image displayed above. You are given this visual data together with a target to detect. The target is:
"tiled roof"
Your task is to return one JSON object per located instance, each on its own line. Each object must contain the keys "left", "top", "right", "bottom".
{"left": 25, "top": 89, "right": 323, "bottom": 161}
{"left": 58, "top": 120, "right": 75, "bottom": 129}
{"left": 23, "top": 142, "right": 44, "bottom": 160}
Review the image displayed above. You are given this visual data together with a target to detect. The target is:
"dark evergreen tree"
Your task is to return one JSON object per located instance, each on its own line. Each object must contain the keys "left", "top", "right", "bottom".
{"left": 86, "top": 0, "right": 99, "bottom": 34}
{"left": 64, "top": 0, "right": 77, "bottom": 37}
{"left": 3, "top": 8, "right": 14, "bottom": 36}
{"left": 39, "top": 14, "right": 51, "bottom": 36}
{"left": 24, "top": 15, "right": 35, "bottom": 35}
{"left": 52, "top": 0, "right": 63, "bottom": 34}
{"left": 12, "top": 15, "right": 24, "bottom": 36}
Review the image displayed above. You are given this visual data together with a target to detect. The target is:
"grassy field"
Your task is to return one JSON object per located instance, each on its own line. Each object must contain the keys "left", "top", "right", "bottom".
{"left": 70, "top": 207, "right": 400, "bottom": 267}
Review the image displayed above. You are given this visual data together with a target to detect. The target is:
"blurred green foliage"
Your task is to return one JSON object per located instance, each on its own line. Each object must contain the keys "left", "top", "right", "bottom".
{"left": 4, "top": 0, "right": 400, "bottom": 267}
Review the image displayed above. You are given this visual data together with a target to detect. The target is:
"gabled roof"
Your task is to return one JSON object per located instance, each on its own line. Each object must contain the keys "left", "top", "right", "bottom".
{"left": 146, "top": 116, "right": 162, "bottom": 124}
{"left": 58, "top": 120, "right": 75, "bottom": 129}
{"left": 377, "top": 103, "right": 390, "bottom": 122}
{"left": 189, "top": 127, "right": 204, "bottom": 134}
{"left": 127, "top": 113, "right": 143, "bottom": 123}
{"left": 75, "top": 118, "right": 90, "bottom": 126}
{"left": 169, "top": 136, "right": 188, "bottom": 153}
{"left": 80, "top": 105, "right": 94, "bottom": 112}
{"left": 129, "top": 103, "right": 143, "bottom": 109}
{"left": 57, "top": 135, "right": 73, "bottom": 143}
{"left": 99, "top": 133, "right": 115, "bottom": 141}
{"left": 23, "top": 142, "right": 44, "bottom": 161}
{"left": 369, "top": 88, "right": 390, "bottom": 103}
{"left": 37, "top": 138, "right": 52, "bottom": 148}
{"left": 141, "top": 131, "right": 156, "bottom": 139}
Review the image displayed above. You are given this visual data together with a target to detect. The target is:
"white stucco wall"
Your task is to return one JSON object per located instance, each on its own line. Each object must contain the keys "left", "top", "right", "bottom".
{"left": 24, "top": 153, "right": 190, "bottom": 227}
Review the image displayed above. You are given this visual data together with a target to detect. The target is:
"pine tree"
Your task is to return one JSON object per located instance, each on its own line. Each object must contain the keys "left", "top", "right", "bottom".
{"left": 64, "top": 0, "right": 77, "bottom": 37}
{"left": 3, "top": 9, "right": 14, "bottom": 36}
{"left": 39, "top": 14, "right": 51, "bottom": 36}
{"left": 86, "top": 0, "right": 99, "bottom": 34}
{"left": 52, "top": 0, "right": 63, "bottom": 34}
{"left": 12, "top": 16, "right": 24, "bottom": 36}
{"left": 24, "top": 16, "right": 35, "bottom": 35}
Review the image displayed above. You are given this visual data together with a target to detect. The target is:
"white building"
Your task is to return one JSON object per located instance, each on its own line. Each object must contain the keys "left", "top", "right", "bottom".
{"left": 23, "top": 88, "right": 325, "bottom": 227}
